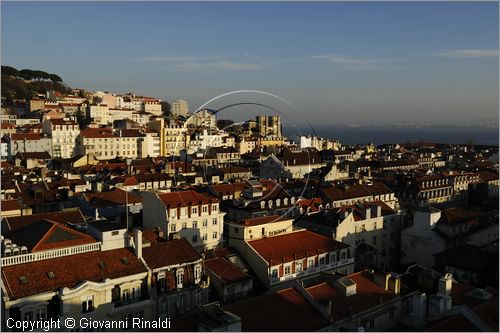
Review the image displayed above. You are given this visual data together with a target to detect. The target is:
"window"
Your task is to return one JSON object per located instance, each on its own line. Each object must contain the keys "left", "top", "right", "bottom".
{"left": 234, "top": 227, "right": 239, "bottom": 234}
{"left": 122, "top": 289, "right": 130, "bottom": 303}
{"left": 319, "top": 256, "right": 326, "bottom": 266}
{"left": 296, "top": 262, "right": 303, "bottom": 272}
{"left": 192, "top": 221, "right": 197, "bottom": 228}
{"left": 212, "top": 218, "right": 218, "bottom": 225}
{"left": 192, "top": 235, "right": 198, "bottom": 243}
{"left": 284, "top": 265, "right": 291, "bottom": 275}
{"left": 176, "top": 269, "right": 185, "bottom": 288}
{"left": 182, "top": 223, "right": 187, "bottom": 229}
{"left": 158, "top": 273, "right": 166, "bottom": 293}
{"left": 212, "top": 232, "right": 218, "bottom": 239}
{"left": 82, "top": 295, "right": 94, "bottom": 313}
{"left": 23, "top": 312, "right": 33, "bottom": 321}
{"left": 203, "top": 220, "right": 208, "bottom": 227}
{"left": 192, "top": 207, "right": 198, "bottom": 215}
{"left": 202, "top": 234, "right": 207, "bottom": 241}
{"left": 35, "top": 308, "right": 46, "bottom": 321}
{"left": 331, "top": 254, "right": 336, "bottom": 263}
{"left": 202, "top": 206, "right": 208, "bottom": 213}
{"left": 341, "top": 251, "right": 346, "bottom": 260}
{"left": 271, "top": 269, "right": 278, "bottom": 278}
{"left": 369, "top": 319, "right": 375, "bottom": 329}
{"left": 212, "top": 205, "right": 217, "bottom": 211}
{"left": 111, "top": 231, "right": 119, "bottom": 236}
{"left": 170, "top": 224, "right": 177, "bottom": 232}
{"left": 170, "top": 209, "right": 177, "bottom": 218}
{"left": 308, "top": 259, "right": 315, "bottom": 269}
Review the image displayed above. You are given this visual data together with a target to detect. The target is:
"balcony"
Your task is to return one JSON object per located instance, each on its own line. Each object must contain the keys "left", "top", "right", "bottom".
{"left": 113, "top": 293, "right": 149, "bottom": 308}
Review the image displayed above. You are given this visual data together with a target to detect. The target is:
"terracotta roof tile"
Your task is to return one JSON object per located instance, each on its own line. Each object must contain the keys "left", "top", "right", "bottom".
{"left": 2, "top": 247, "right": 147, "bottom": 300}
{"left": 158, "top": 190, "right": 218, "bottom": 208}
{"left": 248, "top": 230, "right": 348, "bottom": 265}
{"left": 204, "top": 257, "right": 249, "bottom": 284}
{"left": 142, "top": 239, "right": 201, "bottom": 269}
{"left": 3, "top": 210, "right": 86, "bottom": 231}
{"left": 1, "top": 199, "right": 22, "bottom": 211}
{"left": 3, "top": 220, "right": 97, "bottom": 252}
{"left": 306, "top": 271, "right": 398, "bottom": 321}
{"left": 225, "top": 287, "right": 330, "bottom": 331}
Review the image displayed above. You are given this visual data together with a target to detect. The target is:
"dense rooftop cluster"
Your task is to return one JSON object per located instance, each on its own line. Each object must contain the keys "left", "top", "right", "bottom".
{"left": 0, "top": 86, "right": 498, "bottom": 332}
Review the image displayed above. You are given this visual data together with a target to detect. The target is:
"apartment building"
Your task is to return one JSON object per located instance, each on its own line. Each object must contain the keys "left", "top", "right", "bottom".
{"left": 141, "top": 190, "right": 226, "bottom": 251}
{"left": 235, "top": 228, "right": 354, "bottom": 287}
{"left": 77, "top": 128, "right": 156, "bottom": 160}
{"left": 42, "top": 118, "right": 79, "bottom": 159}
{"left": 5, "top": 133, "right": 52, "bottom": 158}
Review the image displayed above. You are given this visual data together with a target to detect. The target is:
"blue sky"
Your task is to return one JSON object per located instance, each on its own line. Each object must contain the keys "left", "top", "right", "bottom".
{"left": 2, "top": 2, "right": 498, "bottom": 126}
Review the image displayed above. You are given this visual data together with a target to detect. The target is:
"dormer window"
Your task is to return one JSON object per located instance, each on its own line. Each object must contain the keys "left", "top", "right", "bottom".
{"left": 176, "top": 268, "right": 185, "bottom": 289}
{"left": 121, "top": 257, "right": 129, "bottom": 265}
{"left": 19, "top": 276, "right": 28, "bottom": 285}
{"left": 98, "top": 261, "right": 107, "bottom": 270}
{"left": 46, "top": 272, "right": 55, "bottom": 280}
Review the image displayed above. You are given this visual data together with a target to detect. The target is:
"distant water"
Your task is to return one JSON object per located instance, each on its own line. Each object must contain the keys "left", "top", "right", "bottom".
{"left": 285, "top": 126, "right": 499, "bottom": 146}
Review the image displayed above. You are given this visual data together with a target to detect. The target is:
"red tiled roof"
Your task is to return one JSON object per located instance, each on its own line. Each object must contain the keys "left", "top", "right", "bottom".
{"left": 3, "top": 220, "right": 97, "bottom": 252}
{"left": 3, "top": 210, "right": 86, "bottom": 231}
{"left": 439, "top": 208, "right": 480, "bottom": 226}
{"left": 320, "top": 184, "right": 372, "bottom": 202}
{"left": 2, "top": 247, "right": 147, "bottom": 300}
{"left": 477, "top": 171, "right": 499, "bottom": 183}
{"left": 80, "top": 127, "right": 115, "bottom": 138}
{"left": 119, "top": 129, "right": 143, "bottom": 137}
{"left": 233, "top": 215, "right": 290, "bottom": 226}
{"left": 297, "top": 198, "right": 323, "bottom": 212}
{"left": 81, "top": 188, "right": 143, "bottom": 207}
{"left": 47, "top": 119, "right": 78, "bottom": 125}
{"left": 1, "top": 199, "right": 22, "bottom": 211}
{"left": 10, "top": 133, "right": 44, "bottom": 141}
{"left": 248, "top": 230, "right": 349, "bottom": 265}
{"left": 219, "top": 166, "right": 251, "bottom": 174}
{"left": 123, "top": 176, "right": 139, "bottom": 186}
{"left": 142, "top": 239, "right": 201, "bottom": 269}
{"left": 204, "top": 257, "right": 249, "bottom": 284}
{"left": 208, "top": 183, "right": 248, "bottom": 195}
{"left": 306, "top": 271, "right": 398, "bottom": 321}
{"left": 225, "top": 287, "right": 330, "bottom": 331}
{"left": 158, "top": 190, "right": 218, "bottom": 208}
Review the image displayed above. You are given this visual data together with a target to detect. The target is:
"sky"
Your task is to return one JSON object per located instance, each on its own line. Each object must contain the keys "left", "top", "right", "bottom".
{"left": 2, "top": 1, "right": 499, "bottom": 127}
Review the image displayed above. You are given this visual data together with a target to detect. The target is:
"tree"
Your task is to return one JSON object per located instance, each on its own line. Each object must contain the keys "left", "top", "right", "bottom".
{"left": 217, "top": 119, "right": 234, "bottom": 130}
{"left": 75, "top": 108, "right": 90, "bottom": 130}
{"left": 1, "top": 66, "right": 19, "bottom": 77}
{"left": 48, "top": 73, "right": 63, "bottom": 82}
{"left": 161, "top": 101, "right": 171, "bottom": 117}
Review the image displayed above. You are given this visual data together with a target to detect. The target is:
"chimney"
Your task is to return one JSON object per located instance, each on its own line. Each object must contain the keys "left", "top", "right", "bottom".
{"left": 134, "top": 229, "right": 142, "bottom": 259}
{"left": 438, "top": 273, "right": 453, "bottom": 296}
{"left": 373, "top": 271, "right": 390, "bottom": 290}
{"left": 362, "top": 206, "right": 371, "bottom": 220}
{"left": 388, "top": 274, "right": 401, "bottom": 295}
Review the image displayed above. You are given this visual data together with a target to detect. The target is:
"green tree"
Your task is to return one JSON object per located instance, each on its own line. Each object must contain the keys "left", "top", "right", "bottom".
{"left": 217, "top": 119, "right": 234, "bottom": 130}
{"left": 1, "top": 66, "right": 19, "bottom": 77}
{"left": 75, "top": 108, "right": 90, "bottom": 129}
